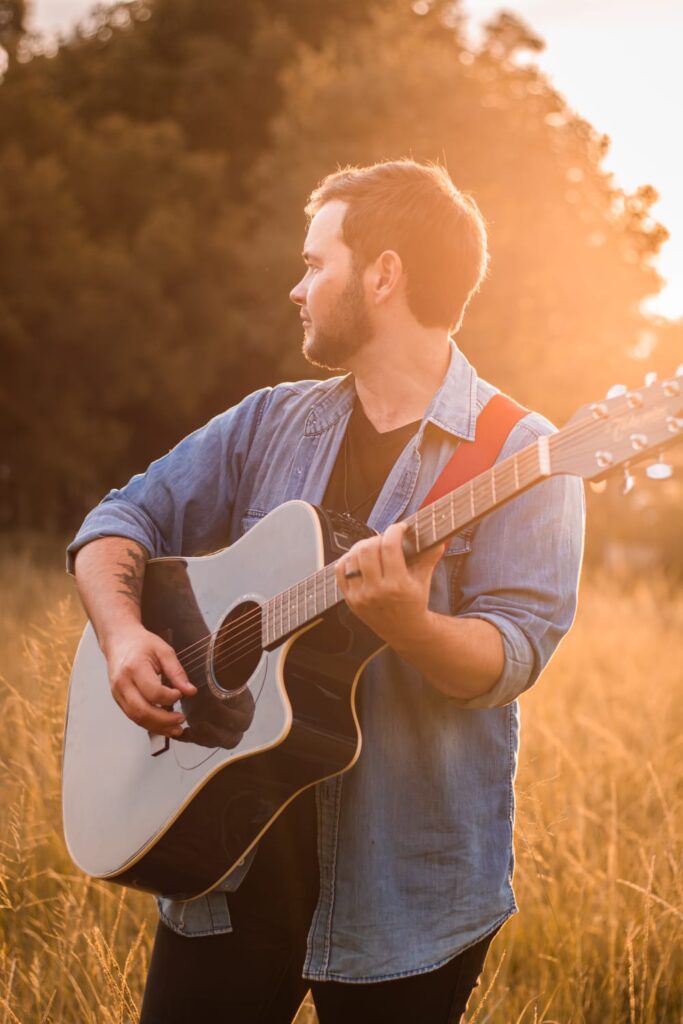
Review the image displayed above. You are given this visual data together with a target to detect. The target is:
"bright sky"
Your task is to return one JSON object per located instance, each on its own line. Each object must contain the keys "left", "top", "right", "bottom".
{"left": 464, "top": 0, "right": 683, "bottom": 320}
{"left": 30, "top": 0, "right": 683, "bottom": 320}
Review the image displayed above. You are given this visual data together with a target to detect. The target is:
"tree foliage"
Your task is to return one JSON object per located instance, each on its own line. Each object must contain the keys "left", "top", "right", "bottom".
{"left": 247, "top": 5, "right": 669, "bottom": 421}
{"left": 0, "top": 0, "right": 675, "bottom": 532}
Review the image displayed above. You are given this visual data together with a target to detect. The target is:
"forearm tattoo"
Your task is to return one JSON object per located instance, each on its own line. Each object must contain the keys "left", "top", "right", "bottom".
{"left": 114, "top": 546, "right": 147, "bottom": 606}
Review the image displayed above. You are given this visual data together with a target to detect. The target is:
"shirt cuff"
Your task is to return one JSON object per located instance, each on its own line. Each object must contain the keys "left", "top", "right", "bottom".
{"left": 447, "top": 611, "right": 536, "bottom": 710}
{"left": 66, "top": 501, "right": 159, "bottom": 573}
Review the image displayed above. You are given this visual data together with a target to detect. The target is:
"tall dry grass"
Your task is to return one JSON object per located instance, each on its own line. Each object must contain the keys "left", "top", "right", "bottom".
{"left": 0, "top": 537, "right": 681, "bottom": 1022}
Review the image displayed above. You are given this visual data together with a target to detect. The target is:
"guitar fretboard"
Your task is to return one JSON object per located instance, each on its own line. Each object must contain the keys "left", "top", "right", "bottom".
{"left": 261, "top": 436, "right": 551, "bottom": 647}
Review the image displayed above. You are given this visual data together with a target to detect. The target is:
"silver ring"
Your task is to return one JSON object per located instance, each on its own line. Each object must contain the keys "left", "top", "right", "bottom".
{"left": 344, "top": 568, "right": 362, "bottom": 580}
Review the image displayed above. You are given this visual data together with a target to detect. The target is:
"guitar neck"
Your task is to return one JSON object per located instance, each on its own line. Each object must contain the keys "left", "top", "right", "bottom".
{"left": 401, "top": 434, "right": 551, "bottom": 558}
{"left": 261, "top": 435, "right": 552, "bottom": 647}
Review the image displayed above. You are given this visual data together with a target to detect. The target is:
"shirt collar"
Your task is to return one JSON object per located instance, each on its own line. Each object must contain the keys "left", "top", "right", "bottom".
{"left": 422, "top": 338, "right": 478, "bottom": 442}
{"left": 305, "top": 338, "right": 477, "bottom": 441}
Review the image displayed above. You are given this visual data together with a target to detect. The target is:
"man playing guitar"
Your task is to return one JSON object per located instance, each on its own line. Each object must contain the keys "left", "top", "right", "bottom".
{"left": 68, "top": 160, "right": 584, "bottom": 1022}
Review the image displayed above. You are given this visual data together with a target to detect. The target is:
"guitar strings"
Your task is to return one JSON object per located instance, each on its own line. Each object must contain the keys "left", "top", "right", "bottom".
{"left": 206, "top": 453, "right": 554, "bottom": 676}
{"left": 173, "top": 438, "right": 554, "bottom": 677}
{"left": 171, "top": 435, "right": 561, "bottom": 678}
{"left": 172, "top": 424, "right": 599, "bottom": 677}
{"left": 170, "top": 393, "right": 670, "bottom": 677}
{"left": 200, "top": 442, "right": 549, "bottom": 677}
{"left": 177, "top": 567, "right": 339, "bottom": 677}
{"left": 174, "top": 560, "right": 337, "bottom": 665}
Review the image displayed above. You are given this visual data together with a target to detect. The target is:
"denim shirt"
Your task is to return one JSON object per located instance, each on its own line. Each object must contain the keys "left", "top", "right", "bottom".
{"left": 67, "top": 341, "right": 584, "bottom": 981}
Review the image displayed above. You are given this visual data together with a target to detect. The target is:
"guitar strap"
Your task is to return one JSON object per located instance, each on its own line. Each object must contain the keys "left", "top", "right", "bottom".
{"left": 418, "top": 393, "right": 528, "bottom": 510}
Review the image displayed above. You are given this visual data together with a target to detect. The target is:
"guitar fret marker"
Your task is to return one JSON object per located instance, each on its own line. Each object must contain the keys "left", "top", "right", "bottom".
{"left": 490, "top": 469, "right": 497, "bottom": 504}
{"left": 469, "top": 481, "right": 475, "bottom": 518}
{"left": 513, "top": 454, "right": 520, "bottom": 490}
{"left": 537, "top": 436, "right": 551, "bottom": 476}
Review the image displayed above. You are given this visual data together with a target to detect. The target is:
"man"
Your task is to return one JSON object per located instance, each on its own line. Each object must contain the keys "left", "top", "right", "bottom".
{"left": 68, "top": 160, "right": 584, "bottom": 1023}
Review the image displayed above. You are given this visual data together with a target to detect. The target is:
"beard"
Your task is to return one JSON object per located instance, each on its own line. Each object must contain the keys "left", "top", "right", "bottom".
{"left": 302, "top": 266, "right": 373, "bottom": 372}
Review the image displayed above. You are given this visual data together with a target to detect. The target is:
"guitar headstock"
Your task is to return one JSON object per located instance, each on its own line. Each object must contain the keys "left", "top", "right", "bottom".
{"left": 551, "top": 368, "right": 683, "bottom": 481}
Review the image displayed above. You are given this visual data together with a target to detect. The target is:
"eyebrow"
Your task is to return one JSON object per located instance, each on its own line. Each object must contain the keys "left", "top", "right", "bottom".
{"left": 302, "top": 249, "right": 321, "bottom": 262}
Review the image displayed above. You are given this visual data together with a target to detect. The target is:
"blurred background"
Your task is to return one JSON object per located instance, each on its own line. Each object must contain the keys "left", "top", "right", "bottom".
{"left": 0, "top": 0, "right": 681, "bottom": 570}
{"left": 1, "top": 5, "right": 682, "bottom": 1022}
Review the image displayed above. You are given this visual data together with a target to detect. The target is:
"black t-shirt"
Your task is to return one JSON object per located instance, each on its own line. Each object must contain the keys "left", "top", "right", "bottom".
{"left": 322, "top": 398, "right": 420, "bottom": 522}
{"left": 234, "top": 402, "right": 418, "bottom": 924}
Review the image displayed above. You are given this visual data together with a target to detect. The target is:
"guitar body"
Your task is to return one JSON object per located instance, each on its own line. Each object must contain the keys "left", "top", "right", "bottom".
{"left": 62, "top": 501, "right": 381, "bottom": 900}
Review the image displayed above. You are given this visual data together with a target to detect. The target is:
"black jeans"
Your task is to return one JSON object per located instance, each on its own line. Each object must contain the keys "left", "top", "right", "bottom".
{"left": 140, "top": 790, "right": 498, "bottom": 1023}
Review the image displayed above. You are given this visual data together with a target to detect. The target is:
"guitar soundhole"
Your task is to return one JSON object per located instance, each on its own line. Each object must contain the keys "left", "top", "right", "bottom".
{"left": 210, "top": 601, "right": 263, "bottom": 696}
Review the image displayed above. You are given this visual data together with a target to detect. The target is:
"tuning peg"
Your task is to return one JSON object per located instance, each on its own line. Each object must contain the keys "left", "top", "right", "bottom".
{"left": 646, "top": 452, "right": 673, "bottom": 480}
{"left": 676, "top": 364, "right": 683, "bottom": 377}
{"left": 644, "top": 371, "right": 658, "bottom": 387}
{"left": 621, "top": 466, "right": 635, "bottom": 495}
{"left": 606, "top": 384, "right": 626, "bottom": 399}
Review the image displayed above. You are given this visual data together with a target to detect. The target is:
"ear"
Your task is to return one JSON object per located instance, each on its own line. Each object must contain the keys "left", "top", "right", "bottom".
{"left": 368, "top": 250, "right": 404, "bottom": 306}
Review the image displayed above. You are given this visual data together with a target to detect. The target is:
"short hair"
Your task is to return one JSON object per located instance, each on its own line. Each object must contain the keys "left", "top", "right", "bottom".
{"left": 305, "top": 160, "right": 489, "bottom": 332}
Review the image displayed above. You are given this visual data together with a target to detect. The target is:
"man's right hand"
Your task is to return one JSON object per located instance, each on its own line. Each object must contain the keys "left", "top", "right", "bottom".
{"left": 105, "top": 623, "right": 198, "bottom": 738}
{"left": 73, "top": 537, "right": 199, "bottom": 738}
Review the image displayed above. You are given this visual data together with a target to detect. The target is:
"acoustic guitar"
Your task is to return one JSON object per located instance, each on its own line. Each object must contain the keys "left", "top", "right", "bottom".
{"left": 62, "top": 371, "right": 683, "bottom": 900}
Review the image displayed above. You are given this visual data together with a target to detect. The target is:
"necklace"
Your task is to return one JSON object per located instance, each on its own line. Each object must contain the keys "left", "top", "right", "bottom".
{"left": 342, "top": 428, "right": 385, "bottom": 518}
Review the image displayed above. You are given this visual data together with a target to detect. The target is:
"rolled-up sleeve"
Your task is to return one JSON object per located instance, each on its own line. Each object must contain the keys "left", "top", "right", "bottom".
{"left": 66, "top": 387, "right": 272, "bottom": 572}
{"left": 450, "top": 418, "right": 585, "bottom": 709}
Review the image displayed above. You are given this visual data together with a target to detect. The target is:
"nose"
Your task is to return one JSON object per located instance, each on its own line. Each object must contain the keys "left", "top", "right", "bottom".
{"left": 289, "top": 275, "right": 305, "bottom": 306}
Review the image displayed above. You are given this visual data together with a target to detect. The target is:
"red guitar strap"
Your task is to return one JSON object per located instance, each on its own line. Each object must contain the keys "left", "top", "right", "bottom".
{"left": 419, "top": 393, "right": 528, "bottom": 510}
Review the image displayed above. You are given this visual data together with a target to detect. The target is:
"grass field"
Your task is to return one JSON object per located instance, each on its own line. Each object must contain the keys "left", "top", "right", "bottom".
{"left": 0, "top": 535, "right": 681, "bottom": 1022}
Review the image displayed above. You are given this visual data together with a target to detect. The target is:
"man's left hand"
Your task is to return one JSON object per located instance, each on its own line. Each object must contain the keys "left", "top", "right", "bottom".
{"left": 335, "top": 523, "right": 445, "bottom": 647}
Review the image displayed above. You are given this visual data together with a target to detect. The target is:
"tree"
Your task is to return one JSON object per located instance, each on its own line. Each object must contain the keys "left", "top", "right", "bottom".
{"left": 244, "top": 6, "right": 667, "bottom": 426}
{"left": 0, "top": 113, "right": 249, "bottom": 527}
{"left": 31, "top": 0, "right": 387, "bottom": 191}
{"left": 0, "top": 0, "right": 26, "bottom": 64}
{"left": 0, "top": 0, "right": 390, "bottom": 527}
{"left": 0, "top": 0, "right": 673, "bottom": 529}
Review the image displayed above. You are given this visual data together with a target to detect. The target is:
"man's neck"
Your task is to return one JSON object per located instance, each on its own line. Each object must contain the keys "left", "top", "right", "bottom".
{"left": 348, "top": 329, "right": 452, "bottom": 433}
